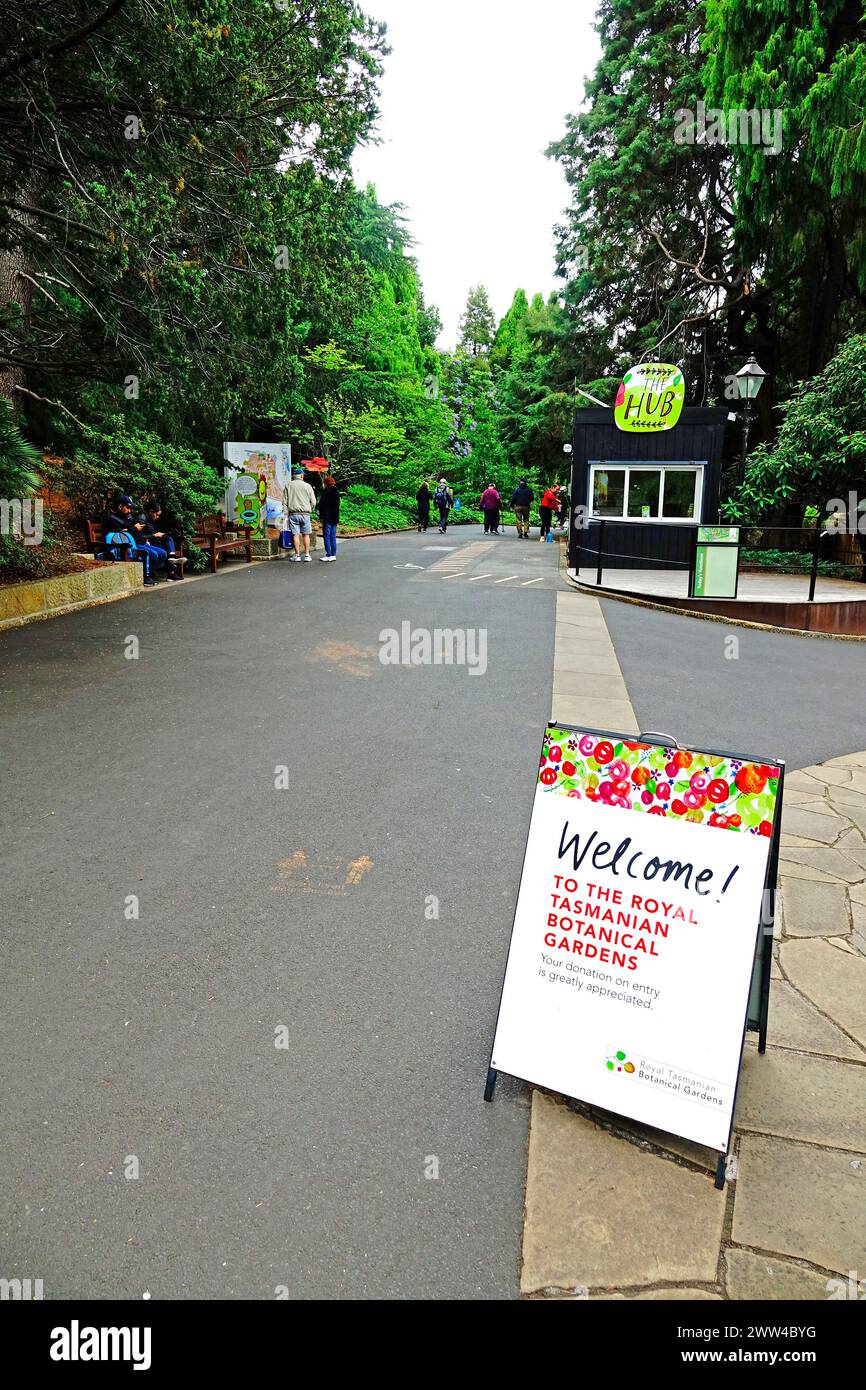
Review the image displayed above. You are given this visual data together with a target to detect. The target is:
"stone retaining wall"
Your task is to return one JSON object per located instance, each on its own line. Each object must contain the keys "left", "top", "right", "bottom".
{"left": 0, "top": 562, "right": 142, "bottom": 631}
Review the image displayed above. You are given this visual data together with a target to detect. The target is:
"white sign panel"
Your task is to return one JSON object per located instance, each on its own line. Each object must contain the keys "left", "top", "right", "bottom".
{"left": 223, "top": 442, "right": 292, "bottom": 537}
{"left": 491, "top": 727, "right": 781, "bottom": 1151}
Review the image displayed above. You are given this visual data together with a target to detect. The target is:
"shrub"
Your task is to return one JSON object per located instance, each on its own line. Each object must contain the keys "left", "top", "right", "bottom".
{"left": 50, "top": 419, "right": 225, "bottom": 535}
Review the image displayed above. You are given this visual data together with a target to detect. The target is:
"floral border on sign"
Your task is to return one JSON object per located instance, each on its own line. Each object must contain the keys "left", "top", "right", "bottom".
{"left": 538, "top": 728, "right": 779, "bottom": 836}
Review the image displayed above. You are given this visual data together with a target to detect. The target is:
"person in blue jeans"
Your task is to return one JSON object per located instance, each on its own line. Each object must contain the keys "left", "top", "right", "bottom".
{"left": 134, "top": 502, "right": 184, "bottom": 580}
{"left": 102, "top": 496, "right": 155, "bottom": 586}
{"left": 318, "top": 475, "right": 340, "bottom": 562}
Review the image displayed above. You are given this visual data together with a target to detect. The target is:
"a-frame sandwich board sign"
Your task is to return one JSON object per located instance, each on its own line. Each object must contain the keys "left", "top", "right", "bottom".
{"left": 485, "top": 723, "right": 784, "bottom": 1189}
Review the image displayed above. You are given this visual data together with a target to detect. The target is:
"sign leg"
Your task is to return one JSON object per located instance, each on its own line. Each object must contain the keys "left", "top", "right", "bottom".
{"left": 484, "top": 1067, "right": 498, "bottom": 1103}
{"left": 715, "top": 1153, "right": 726, "bottom": 1190}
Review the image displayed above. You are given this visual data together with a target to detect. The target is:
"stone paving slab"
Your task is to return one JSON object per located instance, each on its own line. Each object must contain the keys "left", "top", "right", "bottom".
{"left": 793, "top": 798, "right": 847, "bottom": 816}
{"left": 781, "top": 807, "right": 847, "bottom": 844}
{"left": 773, "top": 860, "right": 840, "bottom": 884}
{"left": 798, "top": 764, "right": 856, "bottom": 787}
{"left": 521, "top": 1093, "right": 725, "bottom": 1294}
{"left": 829, "top": 798, "right": 866, "bottom": 834}
{"left": 779, "top": 876, "right": 850, "bottom": 937}
{"left": 724, "top": 1250, "right": 837, "bottom": 1301}
{"left": 736, "top": 1048, "right": 866, "bottom": 1150}
{"left": 766, "top": 980, "right": 864, "bottom": 1059}
{"left": 838, "top": 828, "right": 866, "bottom": 872}
{"left": 779, "top": 847, "right": 864, "bottom": 883}
{"left": 733, "top": 1134, "right": 866, "bottom": 1275}
{"left": 781, "top": 938, "right": 866, "bottom": 1049}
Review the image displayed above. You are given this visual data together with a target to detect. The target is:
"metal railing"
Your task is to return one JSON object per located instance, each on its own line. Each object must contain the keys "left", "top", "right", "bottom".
{"left": 572, "top": 520, "right": 865, "bottom": 602}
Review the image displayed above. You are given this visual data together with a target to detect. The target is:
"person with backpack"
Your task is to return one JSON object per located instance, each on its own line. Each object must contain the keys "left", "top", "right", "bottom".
{"left": 435, "top": 477, "right": 454, "bottom": 533}
{"left": 511, "top": 479, "right": 533, "bottom": 538}
{"left": 318, "top": 475, "right": 340, "bottom": 562}
{"left": 540, "top": 484, "right": 559, "bottom": 541}
{"left": 416, "top": 480, "right": 431, "bottom": 533}
{"left": 101, "top": 495, "right": 155, "bottom": 586}
{"left": 479, "top": 483, "right": 501, "bottom": 534}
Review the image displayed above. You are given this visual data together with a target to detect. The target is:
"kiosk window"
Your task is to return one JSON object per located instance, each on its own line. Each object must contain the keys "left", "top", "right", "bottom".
{"left": 661, "top": 470, "right": 699, "bottom": 519}
{"left": 589, "top": 463, "right": 702, "bottom": 521}
{"left": 592, "top": 469, "right": 626, "bottom": 516}
{"left": 627, "top": 470, "right": 661, "bottom": 518}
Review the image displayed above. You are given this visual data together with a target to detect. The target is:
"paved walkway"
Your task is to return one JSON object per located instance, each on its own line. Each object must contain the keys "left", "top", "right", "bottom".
{"left": 521, "top": 587, "right": 866, "bottom": 1300}
{"left": 0, "top": 526, "right": 556, "bottom": 1300}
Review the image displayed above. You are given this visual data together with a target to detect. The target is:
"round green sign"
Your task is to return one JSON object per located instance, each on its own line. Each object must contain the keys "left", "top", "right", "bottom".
{"left": 614, "top": 362, "right": 685, "bottom": 433}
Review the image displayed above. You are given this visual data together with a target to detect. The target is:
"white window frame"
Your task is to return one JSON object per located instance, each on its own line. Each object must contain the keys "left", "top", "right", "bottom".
{"left": 588, "top": 462, "right": 704, "bottom": 523}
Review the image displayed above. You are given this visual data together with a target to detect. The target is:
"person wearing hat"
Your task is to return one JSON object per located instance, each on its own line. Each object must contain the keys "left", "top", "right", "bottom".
{"left": 101, "top": 494, "right": 155, "bottom": 585}
{"left": 282, "top": 466, "right": 318, "bottom": 563}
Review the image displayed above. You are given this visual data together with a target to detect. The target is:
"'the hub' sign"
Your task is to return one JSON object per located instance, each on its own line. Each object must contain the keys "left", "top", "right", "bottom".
{"left": 615, "top": 363, "right": 685, "bottom": 433}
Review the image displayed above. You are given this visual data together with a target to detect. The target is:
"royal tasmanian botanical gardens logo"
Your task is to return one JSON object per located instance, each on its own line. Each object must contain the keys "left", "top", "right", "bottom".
{"left": 614, "top": 363, "right": 685, "bottom": 433}
{"left": 606, "top": 1049, "right": 635, "bottom": 1075}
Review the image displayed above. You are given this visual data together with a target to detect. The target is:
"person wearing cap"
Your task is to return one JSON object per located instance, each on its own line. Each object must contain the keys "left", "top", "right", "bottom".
{"left": 282, "top": 466, "right": 318, "bottom": 563}
{"left": 102, "top": 495, "right": 155, "bottom": 586}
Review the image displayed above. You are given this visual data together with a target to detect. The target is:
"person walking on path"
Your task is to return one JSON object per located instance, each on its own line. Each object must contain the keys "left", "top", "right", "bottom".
{"left": 540, "top": 484, "right": 559, "bottom": 541}
{"left": 479, "top": 483, "right": 501, "bottom": 534}
{"left": 282, "top": 465, "right": 318, "bottom": 563}
{"left": 318, "top": 475, "right": 340, "bottom": 562}
{"left": 556, "top": 485, "right": 569, "bottom": 529}
{"left": 416, "top": 480, "right": 431, "bottom": 533}
{"left": 435, "top": 477, "right": 454, "bottom": 533}
{"left": 511, "top": 479, "right": 533, "bottom": 538}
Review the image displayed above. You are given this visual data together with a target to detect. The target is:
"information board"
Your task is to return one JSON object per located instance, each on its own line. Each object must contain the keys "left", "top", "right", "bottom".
{"left": 693, "top": 526, "right": 740, "bottom": 598}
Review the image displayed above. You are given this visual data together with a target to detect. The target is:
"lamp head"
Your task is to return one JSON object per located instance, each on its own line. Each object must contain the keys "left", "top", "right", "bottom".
{"left": 735, "top": 354, "right": 766, "bottom": 400}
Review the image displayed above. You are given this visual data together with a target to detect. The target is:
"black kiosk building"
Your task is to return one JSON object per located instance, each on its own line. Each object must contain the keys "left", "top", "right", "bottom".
{"left": 568, "top": 406, "right": 729, "bottom": 574}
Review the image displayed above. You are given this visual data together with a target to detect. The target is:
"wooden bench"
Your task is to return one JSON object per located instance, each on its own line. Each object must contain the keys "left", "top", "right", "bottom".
{"left": 84, "top": 519, "right": 132, "bottom": 561}
{"left": 84, "top": 520, "right": 186, "bottom": 579}
{"left": 192, "top": 512, "right": 254, "bottom": 574}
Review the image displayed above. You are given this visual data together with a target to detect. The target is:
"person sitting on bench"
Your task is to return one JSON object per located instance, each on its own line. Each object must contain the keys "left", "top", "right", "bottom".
{"left": 134, "top": 502, "right": 184, "bottom": 580}
{"left": 102, "top": 495, "right": 155, "bottom": 586}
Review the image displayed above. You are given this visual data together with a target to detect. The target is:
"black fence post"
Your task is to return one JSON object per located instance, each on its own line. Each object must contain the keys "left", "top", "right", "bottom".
{"left": 688, "top": 523, "right": 698, "bottom": 597}
{"left": 808, "top": 521, "right": 822, "bottom": 602}
{"left": 596, "top": 519, "right": 606, "bottom": 587}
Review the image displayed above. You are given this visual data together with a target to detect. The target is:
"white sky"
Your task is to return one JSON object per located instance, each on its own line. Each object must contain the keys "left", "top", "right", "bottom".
{"left": 352, "top": 0, "right": 601, "bottom": 349}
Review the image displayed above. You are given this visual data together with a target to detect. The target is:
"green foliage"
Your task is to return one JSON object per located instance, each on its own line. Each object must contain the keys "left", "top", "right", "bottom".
{"left": 740, "top": 548, "right": 860, "bottom": 581}
{"left": 459, "top": 285, "right": 497, "bottom": 356}
{"left": 704, "top": 0, "right": 866, "bottom": 381}
{"left": 729, "top": 334, "right": 866, "bottom": 518}
{"left": 53, "top": 421, "right": 225, "bottom": 533}
{"left": 0, "top": 398, "right": 41, "bottom": 498}
{"left": 547, "top": 0, "right": 731, "bottom": 393}
{"left": 339, "top": 488, "right": 415, "bottom": 532}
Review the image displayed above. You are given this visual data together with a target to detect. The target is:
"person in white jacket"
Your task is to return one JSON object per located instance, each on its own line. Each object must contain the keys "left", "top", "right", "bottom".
{"left": 282, "top": 467, "right": 318, "bottom": 562}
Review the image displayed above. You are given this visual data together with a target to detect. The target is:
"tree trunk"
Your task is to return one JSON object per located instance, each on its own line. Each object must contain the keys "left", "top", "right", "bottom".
{"left": 0, "top": 192, "right": 39, "bottom": 407}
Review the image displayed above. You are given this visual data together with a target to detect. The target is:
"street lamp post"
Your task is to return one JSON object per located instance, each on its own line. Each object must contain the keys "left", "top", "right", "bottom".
{"left": 734, "top": 354, "right": 767, "bottom": 483}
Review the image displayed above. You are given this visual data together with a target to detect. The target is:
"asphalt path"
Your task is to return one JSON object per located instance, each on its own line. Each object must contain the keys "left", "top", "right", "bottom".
{"left": 0, "top": 526, "right": 561, "bottom": 1300}
{"left": 5, "top": 525, "right": 861, "bottom": 1300}
{"left": 600, "top": 596, "right": 866, "bottom": 770}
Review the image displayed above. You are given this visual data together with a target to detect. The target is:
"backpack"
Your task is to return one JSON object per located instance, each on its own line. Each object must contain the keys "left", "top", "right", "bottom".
{"left": 435, "top": 485, "right": 451, "bottom": 508}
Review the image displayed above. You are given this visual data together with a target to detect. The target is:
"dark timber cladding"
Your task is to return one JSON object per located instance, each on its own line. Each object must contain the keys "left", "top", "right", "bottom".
{"left": 568, "top": 407, "right": 728, "bottom": 572}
